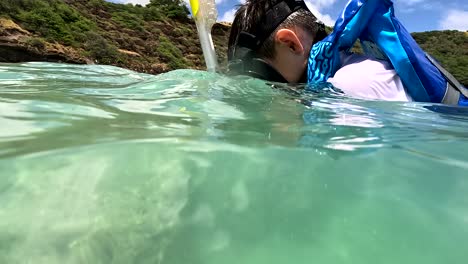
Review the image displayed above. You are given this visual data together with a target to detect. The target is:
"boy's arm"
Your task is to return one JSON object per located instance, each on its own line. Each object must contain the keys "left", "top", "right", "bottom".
{"left": 307, "top": 0, "right": 467, "bottom": 105}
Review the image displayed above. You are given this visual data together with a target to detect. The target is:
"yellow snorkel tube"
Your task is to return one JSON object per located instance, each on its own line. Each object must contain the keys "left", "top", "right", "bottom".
{"left": 189, "top": 0, "right": 218, "bottom": 72}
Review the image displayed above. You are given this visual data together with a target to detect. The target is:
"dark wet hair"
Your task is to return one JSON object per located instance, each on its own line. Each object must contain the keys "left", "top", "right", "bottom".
{"left": 228, "top": 0, "right": 326, "bottom": 61}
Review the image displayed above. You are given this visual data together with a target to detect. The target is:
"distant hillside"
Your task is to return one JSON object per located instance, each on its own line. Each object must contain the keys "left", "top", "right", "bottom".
{"left": 412, "top": 30, "right": 468, "bottom": 86}
{"left": 0, "top": 0, "right": 229, "bottom": 74}
{"left": 0, "top": 0, "right": 466, "bottom": 86}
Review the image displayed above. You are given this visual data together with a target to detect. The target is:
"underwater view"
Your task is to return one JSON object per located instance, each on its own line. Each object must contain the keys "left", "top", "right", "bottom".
{"left": 1, "top": 62, "right": 468, "bottom": 263}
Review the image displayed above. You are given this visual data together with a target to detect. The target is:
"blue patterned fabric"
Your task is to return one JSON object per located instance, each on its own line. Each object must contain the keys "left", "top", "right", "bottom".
{"left": 307, "top": 0, "right": 467, "bottom": 105}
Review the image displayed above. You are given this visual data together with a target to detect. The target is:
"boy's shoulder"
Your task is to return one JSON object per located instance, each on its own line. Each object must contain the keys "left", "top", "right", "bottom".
{"left": 329, "top": 53, "right": 412, "bottom": 101}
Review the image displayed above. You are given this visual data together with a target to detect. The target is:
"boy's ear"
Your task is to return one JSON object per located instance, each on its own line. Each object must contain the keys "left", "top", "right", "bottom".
{"left": 275, "top": 29, "right": 304, "bottom": 54}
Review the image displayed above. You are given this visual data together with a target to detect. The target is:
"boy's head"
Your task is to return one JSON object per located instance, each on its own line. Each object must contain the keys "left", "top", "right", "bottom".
{"left": 228, "top": 0, "right": 327, "bottom": 83}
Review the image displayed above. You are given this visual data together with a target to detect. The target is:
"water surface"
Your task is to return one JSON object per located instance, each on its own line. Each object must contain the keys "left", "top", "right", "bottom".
{"left": 1, "top": 62, "right": 467, "bottom": 263}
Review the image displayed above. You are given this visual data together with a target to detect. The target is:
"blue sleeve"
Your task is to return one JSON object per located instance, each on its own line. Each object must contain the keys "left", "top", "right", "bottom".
{"left": 307, "top": 0, "right": 380, "bottom": 84}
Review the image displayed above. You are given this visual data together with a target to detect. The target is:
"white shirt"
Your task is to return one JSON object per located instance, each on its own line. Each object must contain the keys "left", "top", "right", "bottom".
{"left": 328, "top": 53, "right": 412, "bottom": 102}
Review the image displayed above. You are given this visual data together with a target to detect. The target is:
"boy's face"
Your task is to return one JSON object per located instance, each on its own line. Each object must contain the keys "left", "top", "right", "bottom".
{"left": 268, "top": 27, "right": 314, "bottom": 83}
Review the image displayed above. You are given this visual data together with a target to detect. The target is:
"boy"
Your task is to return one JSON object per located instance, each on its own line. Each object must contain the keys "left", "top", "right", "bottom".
{"left": 227, "top": 0, "right": 466, "bottom": 104}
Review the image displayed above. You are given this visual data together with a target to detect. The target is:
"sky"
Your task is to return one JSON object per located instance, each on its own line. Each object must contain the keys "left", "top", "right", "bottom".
{"left": 110, "top": 0, "right": 468, "bottom": 32}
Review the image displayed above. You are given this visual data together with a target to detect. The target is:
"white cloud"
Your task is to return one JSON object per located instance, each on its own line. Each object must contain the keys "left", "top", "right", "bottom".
{"left": 308, "top": 0, "right": 337, "bottom": 9}
{"left": 304, "top": 0, "right": 335, "bottom": 26}
{"left": 395, "top": 0, "right": 442, "bottom": 12}
{"left": 398, "top": 0, "right": 424, "bottom": 6}
{"left": 439, "top": 9, "right": 468, "bottom": 31}
{"left": 218, "top": 8, "right": 236, "bottom": 22}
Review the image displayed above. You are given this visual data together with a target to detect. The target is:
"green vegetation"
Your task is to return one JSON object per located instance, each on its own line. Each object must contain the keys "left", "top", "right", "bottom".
{"left": 1, "top": 0, "right": 96, "bottom": 46}
{"left": 413, "top": 30, "right": 468, "bottom": 86}
{"left": 111, "top": 10, "right": 146, "bottom": 32}
{"left": 147, "top": 0, "right": 190, "bottom": 21}
{"left": 84, "top": 32, "right": 120, "bottom": 64}
{"left": 0, "top": 0, "right": 202, "bottom": 71}
{"left": 24, "top": 36, "right": 46, "bottom": 49}
{"left": 156, "top": 35, "right": 188, "bottom": 69}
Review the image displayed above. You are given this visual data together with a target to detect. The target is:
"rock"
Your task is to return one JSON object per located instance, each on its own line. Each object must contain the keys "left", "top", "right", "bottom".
{"left": 118, "top": 49, "right": 142, "bottom": 57}
{"left": 0, "top": 18, "right": 30, "bottom": 36}
{"left": 0, "top": 18, "right": 90, "bottom": 64}
{"left": 151, "top": 63, "right": 169, "bottom": 73}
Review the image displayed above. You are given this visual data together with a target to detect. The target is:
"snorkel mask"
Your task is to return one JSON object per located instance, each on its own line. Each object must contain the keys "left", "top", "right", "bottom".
{"left": 227, "top": 0, "right": 326, "bottom": 83}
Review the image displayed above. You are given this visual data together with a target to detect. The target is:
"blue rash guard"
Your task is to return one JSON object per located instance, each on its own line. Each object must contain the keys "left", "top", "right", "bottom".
{"left": 307, "top": 0, "right": 468, "bottom": 106}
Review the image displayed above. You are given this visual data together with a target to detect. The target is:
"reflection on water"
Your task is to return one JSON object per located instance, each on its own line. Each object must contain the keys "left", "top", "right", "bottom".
{"left": 1, "top": 62, "right": 468, "bottom": 263}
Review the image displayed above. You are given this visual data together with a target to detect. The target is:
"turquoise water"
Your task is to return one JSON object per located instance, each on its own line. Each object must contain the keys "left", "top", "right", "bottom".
{"left": 1, "top": 62, "right": 468, "bottom": 263}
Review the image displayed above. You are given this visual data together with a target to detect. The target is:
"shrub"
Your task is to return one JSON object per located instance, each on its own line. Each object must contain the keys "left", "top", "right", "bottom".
{"left": 15, "top": 1, "right": 96, "bottom": 46}
{"left": 143, "top": 6, "right": 163, "bottom": 21}
{"left": 147, "top": 0, "right": 189, "bottom": 21}
{"left": 111, "top": 11, "right": 145, "bottom": 32}
{"left": 156, "top": 35, "right": 187, "bottom": 69}
{"left": 85, "top": 32, "right": 120, "bottom": 64}
{"left": 25, "top": 37, "right": 46, "bottom": 49}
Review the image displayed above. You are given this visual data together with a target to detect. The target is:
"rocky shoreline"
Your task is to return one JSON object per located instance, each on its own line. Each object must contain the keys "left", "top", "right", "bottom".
{"left": 0, "top": 18, "right": 92, "bottom": 64}
{"left": 0, "top": 12, "right": 231, "bottom": 75}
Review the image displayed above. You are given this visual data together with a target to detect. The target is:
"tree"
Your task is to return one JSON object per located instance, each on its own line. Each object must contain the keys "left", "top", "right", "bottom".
{"left": 147, "top": 0, "right": 189, "bottom": 21}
